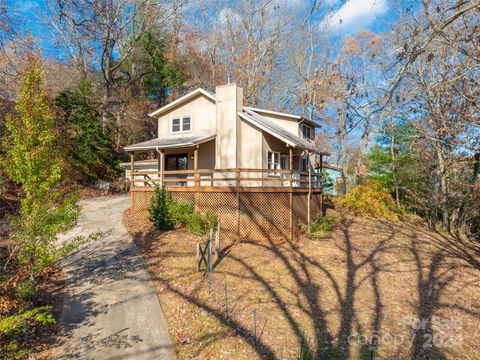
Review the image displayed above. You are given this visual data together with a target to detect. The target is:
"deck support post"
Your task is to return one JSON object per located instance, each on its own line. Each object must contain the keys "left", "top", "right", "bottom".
{"left": 130, "top": 152, "right": 135, "bottom": 182}
{"left": 194, "top": 146, "right": 199, "bottom": 187}
{"left": 289, "top": 146, "right": 294, "bottom": 241}
{"left": 160, "top": 150, "right": 165, "bottom": 188}
{"left": 289, "top": 146, "right": 293, "bottom": 189}
{"left": 319, "top": 154, "right": 324, "bottom": 214}
{"left": 194, "top": 146, "right": 200, "bottom": 211}
{"left": 130, "top": 152, "right": 135, "bottom": 209}
{"left": 307, "top": 153, "right": 312, "bottom": 229}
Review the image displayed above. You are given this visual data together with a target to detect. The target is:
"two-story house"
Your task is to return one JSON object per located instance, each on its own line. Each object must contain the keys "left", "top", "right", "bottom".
{"left": 125, "top": 82, "right": 328, "bottom": 242}
{"left": 125, "top": 82, "right": 328, "bottom": 185}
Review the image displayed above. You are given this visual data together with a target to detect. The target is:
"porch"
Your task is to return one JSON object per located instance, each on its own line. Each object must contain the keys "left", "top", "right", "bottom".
{"left": 124, "top": 135, "right": 325, "bottom": 243}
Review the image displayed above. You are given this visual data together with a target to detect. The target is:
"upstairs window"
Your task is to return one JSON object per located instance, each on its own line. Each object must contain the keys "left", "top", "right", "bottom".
{"left": 301, "top": 124, "right": 313, "bottom": 140}
{"left": 171, "top": 116, "right": 191, "bottom": 133}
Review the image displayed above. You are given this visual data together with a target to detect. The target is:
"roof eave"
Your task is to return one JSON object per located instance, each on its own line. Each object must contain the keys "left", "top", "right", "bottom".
{"left": 124, "top": 134, "right": 217, "bottom": 152}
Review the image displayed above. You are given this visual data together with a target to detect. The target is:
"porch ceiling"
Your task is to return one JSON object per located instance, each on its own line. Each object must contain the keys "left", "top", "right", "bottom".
{"left": 124, "top": 133, "right": 216, "bottom": 152}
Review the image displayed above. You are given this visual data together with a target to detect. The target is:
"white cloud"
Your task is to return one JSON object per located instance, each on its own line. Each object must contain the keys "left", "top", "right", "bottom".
{"left": 322, "top": 0, "right": 387, "bottom": 30}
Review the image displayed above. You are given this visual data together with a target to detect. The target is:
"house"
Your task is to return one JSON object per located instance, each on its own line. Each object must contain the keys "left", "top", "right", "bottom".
{"left": 125, "top": 82, "right": 329, "bottom": 242}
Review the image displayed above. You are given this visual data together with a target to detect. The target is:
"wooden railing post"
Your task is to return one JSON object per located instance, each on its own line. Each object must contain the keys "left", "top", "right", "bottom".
{"left": 289, "top": 146, "right": 293, "bottom": 189}
{"left": 236, "top": 168, "right": 240, "bottom": 187}
{"left": 194, "top": 146, "right": 199, "bottom": 187}
{"left": 160, "top": 150, "right": 165, "bottom": 188}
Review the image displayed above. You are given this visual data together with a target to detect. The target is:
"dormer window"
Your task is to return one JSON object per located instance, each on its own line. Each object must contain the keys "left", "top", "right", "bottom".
{"left": 171, "top": 116, "right": 191, "bottom": 133}
{"left": 301, "top": 124, "right": 313, "bottom": 140}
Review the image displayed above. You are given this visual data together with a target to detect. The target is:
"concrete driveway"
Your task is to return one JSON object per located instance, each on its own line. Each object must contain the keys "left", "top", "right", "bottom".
{"left": 53, "top": 195, "right": 175, "bottom": 360}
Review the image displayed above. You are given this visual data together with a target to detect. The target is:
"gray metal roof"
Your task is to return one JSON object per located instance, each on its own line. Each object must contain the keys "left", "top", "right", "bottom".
{"left": 124, "top": 133, "right": 216, "bottom": 151}
{"left": 239, "top": 109, "right": 330, "bottom": 155}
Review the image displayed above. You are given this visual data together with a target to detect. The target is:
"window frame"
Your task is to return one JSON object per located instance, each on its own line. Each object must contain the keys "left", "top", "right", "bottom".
{"left": 170, "top": 115, "right": 192, "bottom": 134}
{"left": 267, "top": 150, "right": 289, "bottom": 177}
{"left": 301, "top": 124, "right": 313, "bottom": 140}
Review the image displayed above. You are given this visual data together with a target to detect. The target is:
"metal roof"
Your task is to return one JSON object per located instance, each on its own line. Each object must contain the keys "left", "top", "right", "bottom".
{"left": 124, "top": 133, "right": 216, "bottom": 151}
{"left": 239, "top": 109, "right": 330, "bottom": 155}
{"left": 245, "top": 107, "right": 319, "bottom": 128}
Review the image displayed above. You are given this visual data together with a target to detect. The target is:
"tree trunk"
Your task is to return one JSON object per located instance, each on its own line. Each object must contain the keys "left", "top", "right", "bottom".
{"left": 390, "top": 121, "right": 400, "bottom": 205}
{"left": 340, "top": 115, "right": 348, "bottom": 194}
{"left": 353, "top": 126, "right": 370, "bottom": 187}
{"left": 435, "top": 143, "right": 449, "bottom": 230}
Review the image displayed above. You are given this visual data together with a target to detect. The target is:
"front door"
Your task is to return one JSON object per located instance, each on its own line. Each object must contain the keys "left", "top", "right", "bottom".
{"left": 165, "top": 154, "right": 188, "bottom": 186}
{"left": 165, "top": 154, "right": 188, "bottom": 171}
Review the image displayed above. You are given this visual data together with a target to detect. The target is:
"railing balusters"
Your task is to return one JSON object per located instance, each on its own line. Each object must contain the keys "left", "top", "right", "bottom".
{"left": 130, "top": 168, "right": 315, "bottom": 189}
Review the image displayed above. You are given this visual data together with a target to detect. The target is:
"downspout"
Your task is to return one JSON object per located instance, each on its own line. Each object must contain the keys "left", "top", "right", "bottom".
{"left": 156, "top": 147, "right": 163, "bottom": 188}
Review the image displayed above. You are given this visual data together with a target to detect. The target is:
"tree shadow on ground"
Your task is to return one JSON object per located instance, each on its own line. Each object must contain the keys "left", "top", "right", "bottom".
{"left": 135, "top": 213, "right": 480, "bottom": 360}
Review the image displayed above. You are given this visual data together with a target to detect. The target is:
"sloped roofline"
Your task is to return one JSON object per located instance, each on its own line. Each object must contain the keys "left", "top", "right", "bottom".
{"left": 148, "top": 88, "right": 216, "bottom": 117}
{"left": 245, "top": 106, "right": 302, "bottom": 120}
{"left": 238, "top": 109, "right": 330, "bottom": 155}
{"left": 245, "top": 107, "right": 319, "bottom": 128}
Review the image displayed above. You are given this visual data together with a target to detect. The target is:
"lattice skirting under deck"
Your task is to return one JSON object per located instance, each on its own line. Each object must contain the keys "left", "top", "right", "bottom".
{"left": 131, "top": 189, "right": 322, "bottom": 243}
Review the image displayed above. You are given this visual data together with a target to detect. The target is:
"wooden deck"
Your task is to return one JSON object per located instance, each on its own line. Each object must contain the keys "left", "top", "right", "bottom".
{"left": 129, "top": 167, "right": 324, "bottom": 243}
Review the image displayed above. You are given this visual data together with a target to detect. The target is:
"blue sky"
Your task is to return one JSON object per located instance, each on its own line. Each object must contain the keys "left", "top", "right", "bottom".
{"left": 7, "top": 0, "right": 396, "bottom": 60}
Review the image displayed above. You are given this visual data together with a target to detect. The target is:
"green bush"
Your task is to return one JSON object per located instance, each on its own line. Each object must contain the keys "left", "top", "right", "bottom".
{"left": 148, "top": 186, "right": 218, "bottom": 236}
{"left": 186, "top": 211, "right": 204, "bottom": 234}
{"left": 0, "top": 306, "right": 55, "bottom": 359}
{"left": 148, "top": 186, "right": 172, "bottom": 230}
{"left": 15, "top": 280, "right": 35, "bottom": 300}
{"left": 336, "top": 180, "right": 402, "bottom": 221}
{"left": 301, "top": 214, "right": 338, "bottom": 239}
{"left": 168, "top": 201, "right": 194, "bottom": 227}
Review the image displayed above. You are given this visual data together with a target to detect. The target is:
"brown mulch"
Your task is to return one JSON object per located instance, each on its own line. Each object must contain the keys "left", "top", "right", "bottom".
{"left": 124, "top": 209, "right": 480, "bottom": 360}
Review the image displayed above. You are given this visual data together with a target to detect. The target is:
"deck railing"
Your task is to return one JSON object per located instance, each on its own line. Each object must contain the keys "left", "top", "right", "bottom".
{"left": 129, "top": 168, "right": 322, "bottom": 189}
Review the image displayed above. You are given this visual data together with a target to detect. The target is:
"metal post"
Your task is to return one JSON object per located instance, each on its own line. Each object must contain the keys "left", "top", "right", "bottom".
{"left": 308, "top": 153, "right": 312, "bottom": 229}
{"left": 208, "top": 228, "right": 213, "bottom": 272}
{"left": 224, "top": 284, "right": 228, "bottom": 318}
{"left": 215, "top": 222, "right": 221, "bottom": 260}
{"left": 253, "top": 309, "right": 257, "bottom": 342}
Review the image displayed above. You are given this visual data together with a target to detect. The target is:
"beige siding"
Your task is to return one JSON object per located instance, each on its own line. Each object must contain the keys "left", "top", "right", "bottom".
{"left": 215, "top": 84, "right": 242, "bottom": 170}
{"left": 157, "top": 94, "right": 216, "bottom": 137}
{"left": 257, "top": 113, "right": 300, "bottom": 137}
{"left": 238, "top": 117, "right": 263, "bottom": 186}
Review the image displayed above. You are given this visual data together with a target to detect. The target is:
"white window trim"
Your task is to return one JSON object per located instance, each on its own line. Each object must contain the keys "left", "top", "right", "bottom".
{"left": 267, "top": 150, "right": 285, "bottom": 177}
{"left": 170, "top": 115, "right": 192, "bottom": 134}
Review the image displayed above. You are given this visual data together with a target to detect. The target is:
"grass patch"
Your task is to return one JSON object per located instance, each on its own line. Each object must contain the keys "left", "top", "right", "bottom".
{"left": 300, "top": 214, "right": 339, "bottom": 239}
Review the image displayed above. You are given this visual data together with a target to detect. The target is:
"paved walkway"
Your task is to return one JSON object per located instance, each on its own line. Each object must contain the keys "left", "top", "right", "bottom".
{"left": 53, "top": 195, "right": 175, "bottom": 360}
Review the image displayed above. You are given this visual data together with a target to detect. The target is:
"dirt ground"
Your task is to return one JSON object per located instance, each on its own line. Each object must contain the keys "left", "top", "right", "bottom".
{"left": 124, "top": 209, "right": 480, "bottom": 360}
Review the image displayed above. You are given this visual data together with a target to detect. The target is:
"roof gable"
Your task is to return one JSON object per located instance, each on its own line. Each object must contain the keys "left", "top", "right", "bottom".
{"left": 239, "top": 108, "right": 330, "bottom": 155}
{"left": 148, "top": 88, "right": 216, "bottom": 117}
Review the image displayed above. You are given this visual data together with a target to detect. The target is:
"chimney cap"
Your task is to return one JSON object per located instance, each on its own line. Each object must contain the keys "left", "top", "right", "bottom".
{"left": 227, "top": 74, "right": 232, "bottom": 84}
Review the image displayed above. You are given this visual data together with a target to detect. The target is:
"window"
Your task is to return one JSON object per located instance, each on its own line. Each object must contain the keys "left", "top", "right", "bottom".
{"left": 267, "top": 151, "right": 280, "bottom": 171}
{"left": 268, "top": 151, "right": 288, "bottom": 177}
{"left": 171, "top": 116, "right": 191, "bottom": 133}
{"left": 302, "top": 124, "right": 313, "bottom": 140}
